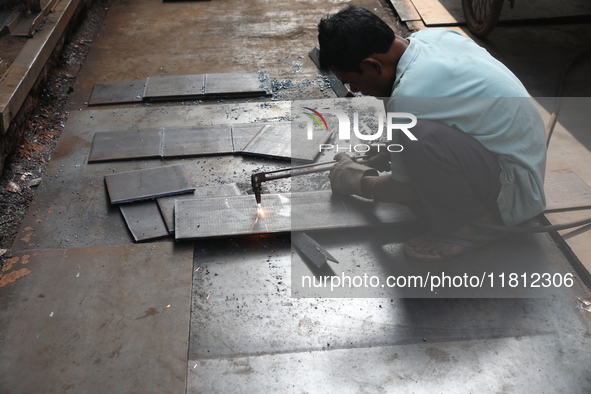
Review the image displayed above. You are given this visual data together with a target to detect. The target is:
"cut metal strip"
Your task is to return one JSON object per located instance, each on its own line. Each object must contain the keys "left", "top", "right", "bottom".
{"left": 88, "top": 80, "right": 146, "bottom": 106}
{"left": 120, "top": 201, "right": 170, "bottom": 242}
{"left": 175, "top": 191, "right": 415, "bottom": 240}
{"left": 105, "top": 164, "right": 195, "bottom": 204}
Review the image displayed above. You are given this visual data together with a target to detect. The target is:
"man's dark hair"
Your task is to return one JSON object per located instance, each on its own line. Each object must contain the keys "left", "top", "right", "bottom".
{"left": 318, "top": 5, "right": 395, "bottom": 72}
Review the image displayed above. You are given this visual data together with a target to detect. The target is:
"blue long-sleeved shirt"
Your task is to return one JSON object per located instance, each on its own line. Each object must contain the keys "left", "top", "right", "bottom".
{"left": 386, "top": 28, "right": 546, "bottom": 226}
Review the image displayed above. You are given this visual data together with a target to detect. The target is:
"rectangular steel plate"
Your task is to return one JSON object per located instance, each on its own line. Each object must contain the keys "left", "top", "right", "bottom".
{"left": 88, "top": 80, "right": 146, "bottom": 106}
{"left": 162, "top": 125, "right": 234, "bottom": 158}
{"left": 242, "top": 122, "right": 330, "bottom": 162}
{"left": 204, "top": 72, "right": 268, "bottom": 97}
{"left": 175, "top": 190, "right": 415, "bottom": 240}
{"left": 157, "top": 183, "right": 242, "bottom": 233}
{"left": 143, "top": 74, "right": 206, "bottom": 100}
{"left": 545, "top": 169, "right": 591, "bottom": 211}
{"left": 231, "top": 123, "right": 265, "bottom": 152}
{"left": 88, "top": 128, "right": 163, "bottom": 162}
{"left": 119, "top": 200, "right": 170, "bottom": 242}
{"left": 105, "top": 164, "right": 195, "bottom": 204}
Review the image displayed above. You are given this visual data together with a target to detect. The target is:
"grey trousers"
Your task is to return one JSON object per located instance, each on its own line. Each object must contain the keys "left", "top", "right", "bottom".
{"left": 399, "top": 120, "right": 502, "bottom": 234}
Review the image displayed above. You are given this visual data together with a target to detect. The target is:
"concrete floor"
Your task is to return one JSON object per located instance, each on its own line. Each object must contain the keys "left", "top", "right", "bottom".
{"left": 2, "top": 0, "right": 591, "bottom": 392}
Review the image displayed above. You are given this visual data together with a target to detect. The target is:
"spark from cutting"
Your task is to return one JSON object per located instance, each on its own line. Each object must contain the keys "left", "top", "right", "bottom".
{"left": 251, "top": 203, "right": 274, "bottom": 232}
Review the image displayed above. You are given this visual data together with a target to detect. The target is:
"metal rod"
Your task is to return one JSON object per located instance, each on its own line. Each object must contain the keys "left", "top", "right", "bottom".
{"left": 263, "top": 165, "right": 334, "bottom": 181}
{"left": 261, "top": 160, "right": 337, "bottom": 176}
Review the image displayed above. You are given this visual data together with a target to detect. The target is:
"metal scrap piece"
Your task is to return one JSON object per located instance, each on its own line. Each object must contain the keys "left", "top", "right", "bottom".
{"left": 119, "top": 201, "right": 170, "bottom": 242}
{"left": 105, "top": 164, "right": 195, "bottom": 204}
{"left": 88, "top": 80, "right": 146, "bottom": 106}
{"left": 291, "top": 232, "right": 339, "bottom": 268}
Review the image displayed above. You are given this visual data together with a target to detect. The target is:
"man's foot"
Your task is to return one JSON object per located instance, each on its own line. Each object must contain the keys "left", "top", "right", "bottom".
{"left": 404, "top": 214, "right": 504, "bottom": 263}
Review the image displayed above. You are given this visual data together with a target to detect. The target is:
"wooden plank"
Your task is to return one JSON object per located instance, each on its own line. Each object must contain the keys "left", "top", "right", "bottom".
{"left": 162, "top": 125, "right": 234, "bottom": 158}
{"left": 204, "top": 72, "right": 269, "bottom": 97}
{"left": 105, "top": 165, "right": 195, "bottom": 204}
{"left": 157, "top": 183, "right": 242, "bottom": 233}
{"left": 119, "top": 201, "right": 169, "bottom": 242}
{"left": 175, "top": 190, "right": 415, "bottom": 240}
{"left": 242, "top": 122, "right": 330, "bottom": 162}
{"left": 88, "top": 80, "right": 146, "bottom": 106}
{"left": 88, "top": 128, "right": 162, "bottom": 162}
{"left": 409, "top": 0, "right": 591, "bottom": 26}
{"left": 143, "top": 74, "right": 206, "bottom": 100}
{"left": 390, "top": 0, "right": 422, "bottom": 21}
{"left": 545, "top": 169, "right": 591, "bottom": 211}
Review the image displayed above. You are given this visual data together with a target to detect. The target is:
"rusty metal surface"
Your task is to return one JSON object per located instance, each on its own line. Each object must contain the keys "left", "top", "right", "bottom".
{"left": 175, "top": 191, "right": 416, "bottom": 240}
{"left": 88, "top": 79, "right": 146, "bottom": 105}
{"left": 88, "top": 128, "right": 162, "bottom": 162}
{"left": 242, "top": 122, "right": 330, "bottom": 162}
{"left": 0, "top": 243, "right": 193, "bottom": 393}
{"left": 157, "top": 183, "right": 242, "bottom": 233}
{"left": 119, "top": 200, "right": 170, "bottom": 241}
{"left": 162, "top": 125, "right": 234, "bottom": 158}
{"left": 105, "top": 164, "right": 195, "bottom": 204}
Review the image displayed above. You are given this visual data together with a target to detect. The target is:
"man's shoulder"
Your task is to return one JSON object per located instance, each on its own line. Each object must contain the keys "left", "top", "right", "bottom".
{"left": 409, "top": 28, "right": 465, "bottom": 42}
